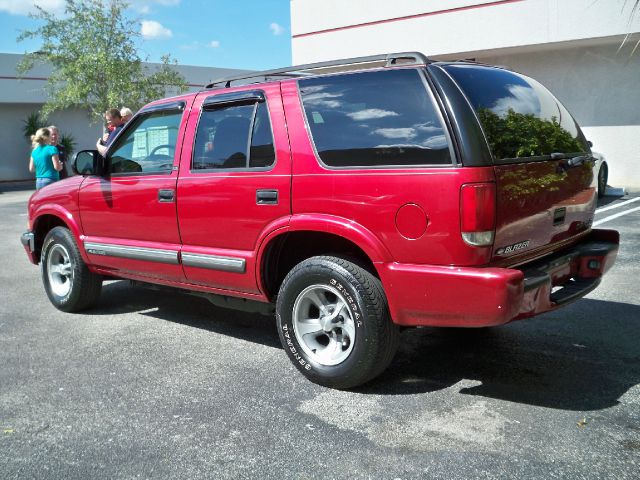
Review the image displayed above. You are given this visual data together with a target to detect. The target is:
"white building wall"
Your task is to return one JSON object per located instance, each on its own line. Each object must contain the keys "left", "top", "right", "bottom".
{"left": 291, "top": 0, "right": 639, "bottom": 61}
{"left": 291, "top": 0, "right": 640, "bottom": 190}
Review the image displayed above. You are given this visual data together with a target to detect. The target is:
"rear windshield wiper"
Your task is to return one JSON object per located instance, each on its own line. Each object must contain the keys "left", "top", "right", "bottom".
{"left": 553, "top": 153, "right": 593, "bottom": 171}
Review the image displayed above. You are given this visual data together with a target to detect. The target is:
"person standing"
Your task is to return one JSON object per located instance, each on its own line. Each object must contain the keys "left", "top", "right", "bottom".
{"left": 96, "top": 108, "right": 125, "bottom": 156}
{"left": 48, "top": 125, "right": 68, "bottom": 179}
{"left": 29, "top": 128, "right": 62, "bottom": 190}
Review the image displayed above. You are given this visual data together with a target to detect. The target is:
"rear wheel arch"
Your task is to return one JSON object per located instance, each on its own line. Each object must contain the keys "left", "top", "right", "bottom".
{"left": 260, "top": 230, "right": 381, "bottom": 302}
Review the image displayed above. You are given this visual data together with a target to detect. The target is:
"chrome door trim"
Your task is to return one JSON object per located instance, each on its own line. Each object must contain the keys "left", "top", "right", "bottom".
{"left": 181, "top": 252, "right": 246, "bottom": 273}
{"left": 84, "top": 242, "right": 179, "bottom": 264}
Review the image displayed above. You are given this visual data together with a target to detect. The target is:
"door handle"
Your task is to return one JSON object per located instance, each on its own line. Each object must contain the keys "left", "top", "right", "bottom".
{"left": 158, "top": 189, "right": 175, "bottom": 203}
{"left": 256, "top": 189, "right": 278, "bottom": 205}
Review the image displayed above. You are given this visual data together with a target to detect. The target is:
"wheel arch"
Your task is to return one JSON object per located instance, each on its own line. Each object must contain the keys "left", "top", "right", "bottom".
{"left": 32, "top": 206, "right": 86, "bottom": 264}
{"left": 257, "top": 214, "right": 392, "bottom": 301}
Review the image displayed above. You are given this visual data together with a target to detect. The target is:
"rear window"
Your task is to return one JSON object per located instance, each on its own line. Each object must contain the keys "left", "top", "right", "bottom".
{"left": 298, "top": 69, "right": 451, "bottom": 168}
{"left": 443, "top": 65, "right": 590, "bottom": 162}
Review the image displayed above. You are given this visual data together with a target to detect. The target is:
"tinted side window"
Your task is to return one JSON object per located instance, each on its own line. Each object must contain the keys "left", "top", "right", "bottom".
{"left": 192, "top": 101, "right": 275, "bottom": 170}
{"left": 249, "top": 103, "right": 276, "bottom": 168}
{"left": 298, "top": 69, "right": 451, "bottom": 168}
{"left": 443, "top": 65, "right": 590, "bottom": 161}
{"left": 109, "top": 110, "right": 182, "bottom": 174}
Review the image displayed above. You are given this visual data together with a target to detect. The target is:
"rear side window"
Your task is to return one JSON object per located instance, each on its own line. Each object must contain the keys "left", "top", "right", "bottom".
{"left": 298, "top": 69, "right": 452, "bottom": 168}
{"left": 443, "top": 65, "right": 590, "bottom": 161}
{"left": 192, "top": 101, "right": 275, "bottom": 170}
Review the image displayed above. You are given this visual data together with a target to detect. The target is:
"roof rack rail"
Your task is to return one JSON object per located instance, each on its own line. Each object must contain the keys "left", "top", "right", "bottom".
{"left": 205, "top": 52, "right": 431, "bottom": 89}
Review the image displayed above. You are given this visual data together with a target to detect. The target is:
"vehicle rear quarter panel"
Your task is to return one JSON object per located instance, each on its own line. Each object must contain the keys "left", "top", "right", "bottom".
{"left": 281, "top": 79, "right": 495, "bottom": 267}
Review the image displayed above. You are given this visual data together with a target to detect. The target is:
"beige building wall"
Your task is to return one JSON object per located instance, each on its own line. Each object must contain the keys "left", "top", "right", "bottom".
{"left": 0, "top": 53, "right": 250, "bottom": 182}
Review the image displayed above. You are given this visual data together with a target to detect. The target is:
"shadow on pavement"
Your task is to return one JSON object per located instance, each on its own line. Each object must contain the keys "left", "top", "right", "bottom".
{"left": 597, "top": 193, "right": 629, "bottom": 208}
{"left": 359, "top": 298, "right": 640, "bottom": 411}
{"left": 86, "top": 282, "right": 639, "bottom": 410}
{"left": 88, "top": 280, "right": 281, "bottom": 349}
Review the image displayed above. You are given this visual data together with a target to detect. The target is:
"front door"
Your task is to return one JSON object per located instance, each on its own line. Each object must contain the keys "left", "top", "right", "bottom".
{"left": 176, "top": 84, "right": 292, "bottom": 294}
{"left": 79, "top": 102, "right": 190, "bottom": 282}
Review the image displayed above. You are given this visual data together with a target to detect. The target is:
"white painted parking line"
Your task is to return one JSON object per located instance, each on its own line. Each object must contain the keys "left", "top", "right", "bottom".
{"left": 593, "top": 206, "right": 640, "bottom": 227}
{"left": 596, "top": 197, "right": 640, "bottom": 214}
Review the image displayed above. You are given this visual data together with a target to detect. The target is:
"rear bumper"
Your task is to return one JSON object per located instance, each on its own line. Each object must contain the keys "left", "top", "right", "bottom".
{"left": 379, "top": 229, "right": 619, "bottom": 327}
{"left": 21, "top": 231, "right": 37, "bottom": 264}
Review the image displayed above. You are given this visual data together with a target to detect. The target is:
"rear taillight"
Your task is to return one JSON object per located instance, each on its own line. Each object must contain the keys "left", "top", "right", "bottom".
{"left": 460, "top": 183, "right": 496, "bottom": 247}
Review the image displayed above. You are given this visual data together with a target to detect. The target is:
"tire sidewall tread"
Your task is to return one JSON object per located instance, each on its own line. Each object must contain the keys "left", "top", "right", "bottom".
{"left": 276, "top": 255, "right": 398, "bottom": 389}
{"left": 41, "top": 226, "right": 101, "bottom": 312}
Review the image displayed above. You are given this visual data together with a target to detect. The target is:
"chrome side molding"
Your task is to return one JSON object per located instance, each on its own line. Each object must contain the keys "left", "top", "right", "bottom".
{"left": 181, "top": 253, "right": 246, "bottom": 273}
{"left": 83, "top": 241, "right": 246, "bottom": 273}
{"left": 84, "top": 242, "right": 179, "bottom": 264}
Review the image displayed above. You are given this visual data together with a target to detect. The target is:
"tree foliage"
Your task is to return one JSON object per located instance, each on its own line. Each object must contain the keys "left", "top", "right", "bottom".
{"left": 17, "top": 0, "right": 187, "bottom": 121}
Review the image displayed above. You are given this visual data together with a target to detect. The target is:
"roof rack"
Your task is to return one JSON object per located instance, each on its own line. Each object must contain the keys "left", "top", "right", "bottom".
{"left": 205, "top": 52, "right": 431, "bottom": 89}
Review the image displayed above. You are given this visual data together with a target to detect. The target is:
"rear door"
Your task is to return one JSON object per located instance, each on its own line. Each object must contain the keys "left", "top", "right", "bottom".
{"left": 176, "top": 84, "right": 291, "bottom": 293}
{"left": 442, "top": 64, "right": 596, "bottom": 264}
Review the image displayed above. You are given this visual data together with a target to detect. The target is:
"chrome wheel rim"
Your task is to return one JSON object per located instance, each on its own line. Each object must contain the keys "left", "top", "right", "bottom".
{"left": 292, "top": 284, "right": 356, "bottom": 366}
{"left": 47, "top": 244, "right": 73, "bottom": 297}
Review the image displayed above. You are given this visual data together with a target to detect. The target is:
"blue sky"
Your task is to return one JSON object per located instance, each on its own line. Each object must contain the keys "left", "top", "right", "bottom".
{"left": 0, "top": 0, "right": 292, "bottom": 70}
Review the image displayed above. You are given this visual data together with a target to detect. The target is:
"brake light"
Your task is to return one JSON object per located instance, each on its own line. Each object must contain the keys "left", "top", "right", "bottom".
{"left": 460, "top": 183, "right": 496, "bottom": 247}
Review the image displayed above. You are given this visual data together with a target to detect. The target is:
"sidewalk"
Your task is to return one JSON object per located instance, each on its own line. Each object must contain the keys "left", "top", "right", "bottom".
{"left": 0, "top": 180, "right": 35, "bottom": 193}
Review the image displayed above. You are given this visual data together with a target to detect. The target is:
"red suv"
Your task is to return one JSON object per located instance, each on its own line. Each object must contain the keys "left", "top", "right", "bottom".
{"left": 21, "top": 52, "right": 619, "bottom": 388}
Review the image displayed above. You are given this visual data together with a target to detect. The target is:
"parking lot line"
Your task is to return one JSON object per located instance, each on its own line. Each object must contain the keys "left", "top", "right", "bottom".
{"left": 596, "top": 197, "right": 640, "bottom": 214}
{"left": 593, "top": 205, "right": 640, "bottom": 227}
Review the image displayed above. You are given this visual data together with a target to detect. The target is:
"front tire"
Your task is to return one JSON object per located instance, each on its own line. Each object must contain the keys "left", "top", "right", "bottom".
{"left": 276, "top": 256, "right": 399, "bottom": 389}
{"left": 41, "top": 226, "right": 102, "bottom": 312}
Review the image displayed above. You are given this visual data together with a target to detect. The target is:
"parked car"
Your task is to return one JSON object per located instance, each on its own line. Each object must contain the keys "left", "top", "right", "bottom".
{"left": 21, "top": 52, "right": 619, "bottom": 388}
{"left": 592, "top": 151, "right": 609, "bottom": 198}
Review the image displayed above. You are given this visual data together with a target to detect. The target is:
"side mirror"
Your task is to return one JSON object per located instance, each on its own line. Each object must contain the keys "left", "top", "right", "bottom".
{"left": 73, "top": 150, "right": 103, "bottom": 176}
{"left": 587, "top": 140, "right": 593, "bottom": 148}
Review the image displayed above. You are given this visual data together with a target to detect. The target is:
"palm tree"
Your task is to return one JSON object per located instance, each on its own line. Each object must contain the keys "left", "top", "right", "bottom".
{"left": 621, "top": 0, "right": 640, "bottom": 55}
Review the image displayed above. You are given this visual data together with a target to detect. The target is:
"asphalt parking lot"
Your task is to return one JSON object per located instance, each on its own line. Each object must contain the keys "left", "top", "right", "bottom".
{"left": 1, "top": 186, "right": 639, "bottom": 479}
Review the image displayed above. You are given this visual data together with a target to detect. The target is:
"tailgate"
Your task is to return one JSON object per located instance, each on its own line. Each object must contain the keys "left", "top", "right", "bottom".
{"left": 492, "top": 158, "right": 596, "bottom": 263}
{"left": 440, "top": 63, "right": 597, "bottom": 264}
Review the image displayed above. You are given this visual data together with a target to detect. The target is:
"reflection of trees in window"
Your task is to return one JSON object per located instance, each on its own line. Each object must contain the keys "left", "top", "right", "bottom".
{"left": 497, "top": 160, "right": 594, "bottom": 204}
{"left": 478, "top": 108, "right": 584, "bottom": 160}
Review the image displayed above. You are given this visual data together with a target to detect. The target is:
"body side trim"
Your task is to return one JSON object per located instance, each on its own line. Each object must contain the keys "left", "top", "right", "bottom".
{"left": 84, "top": 242, "right": 179, "bottom": 264}
{"left": 181, "top": 252, "right": 246, "bottom": 273}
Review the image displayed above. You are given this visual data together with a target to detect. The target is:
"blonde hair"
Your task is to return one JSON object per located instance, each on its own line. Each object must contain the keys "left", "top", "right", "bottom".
{"left": 120, "top": 107, "right": 133, "bottom": 117}
{"left": 31, "top": 127, "right": 51, "bottom": 148}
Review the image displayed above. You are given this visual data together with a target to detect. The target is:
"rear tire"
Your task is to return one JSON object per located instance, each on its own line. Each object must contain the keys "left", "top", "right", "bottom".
{"left": 276, "top": 256, "right": 399, "bottom": 389}
{"left": 41, "top": 226, "right": 102, "bottom": 312}
{"left": 597, "top": 163, "right": 608, "bottom": 199}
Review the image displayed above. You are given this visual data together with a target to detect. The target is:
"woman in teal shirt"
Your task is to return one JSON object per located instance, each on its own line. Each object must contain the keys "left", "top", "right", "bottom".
{"left": 29, "top": 127, "right": 62, "bottom": 190}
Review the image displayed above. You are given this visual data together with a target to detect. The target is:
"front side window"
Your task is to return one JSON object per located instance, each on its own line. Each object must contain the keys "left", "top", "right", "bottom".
{"left": 443, "top": 65, "right": 590, "bottom": 161}
{"left": 109, "top": 109, "right": 183, "bottom": 174}
{"left": 192, "top": 101, "right": 275, "bottom": 170}
{"left": 298, "top": 69, "right": 452, "bottom": 168}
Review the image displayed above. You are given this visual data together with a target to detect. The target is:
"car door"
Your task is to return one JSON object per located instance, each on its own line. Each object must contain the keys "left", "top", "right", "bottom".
{"left": 78, "top": 101, "right": 190, "bottom": 283}
{"left": 176, "top": 84, "right": 291, "bottom": 294}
